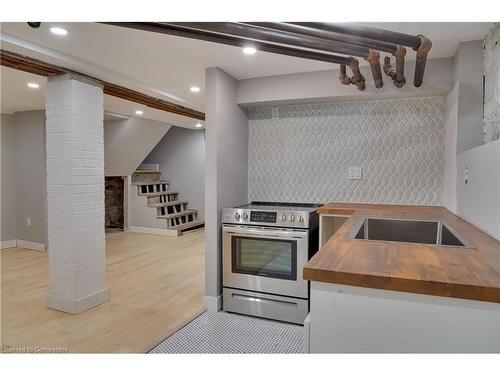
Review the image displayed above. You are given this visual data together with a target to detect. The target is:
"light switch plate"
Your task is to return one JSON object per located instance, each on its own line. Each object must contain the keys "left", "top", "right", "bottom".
{"left": 348, "top": 166, "right": 362, "bottom": 180}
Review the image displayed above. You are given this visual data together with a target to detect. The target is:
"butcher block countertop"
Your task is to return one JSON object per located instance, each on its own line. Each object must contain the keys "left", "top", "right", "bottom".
{"left": 304, "top": 203, "right": 500, "bottom": 303}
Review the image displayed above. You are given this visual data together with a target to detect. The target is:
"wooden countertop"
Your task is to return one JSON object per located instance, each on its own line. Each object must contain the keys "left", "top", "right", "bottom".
{"left": 304, "top": 203, "right": 500, "bottom": 303}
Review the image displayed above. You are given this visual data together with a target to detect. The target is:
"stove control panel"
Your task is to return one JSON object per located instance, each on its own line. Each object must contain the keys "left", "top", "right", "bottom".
{"left": 223, "top": 208, "right": 311, "bottom": 228}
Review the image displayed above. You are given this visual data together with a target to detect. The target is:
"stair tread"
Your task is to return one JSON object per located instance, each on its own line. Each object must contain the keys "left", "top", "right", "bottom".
{"left": 140, "top": 191, "right": 178, "bottom": 197}
{"left": 157, "top": 209, "right": 198, "bottom": 219}
{"left": 169, "top": 220, "right": 205, "bottom": 231}
{"left": 133, "top": 180, "right": 171, "bottom": 186}
{"left": 134, "top": 170, "right": 161, "bottom": 173}
{"left": 148, "top": 200, "right": 187, "bottom": 207}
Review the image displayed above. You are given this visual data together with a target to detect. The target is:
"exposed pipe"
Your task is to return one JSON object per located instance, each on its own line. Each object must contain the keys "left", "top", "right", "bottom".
{"left": 413, "top": 35, "right": 432, "bottom": 87}
{"left": 365, "top": 50, "right": 383, "bottom": 88}
{"left": 339, "top": 60, "right": 365, "bottom": 91}
{"left": 292, "top": 22, "right": 423, "bottom": 50}
{"left": 393, "top": 46, "right": 407, "bottom": 87}
{"left": 104, "top": 22, "right": 353, "bottom": 66}
{"left": 166, "top": 22, "right": 370, "bottom": 58}
{"left": 246, "top": 22, "right": 399, "bottom": 54}
{"left": 339, "top": 64, "right": 352, "bottom": 86}
{"left": 291, "top": 22, "right": 431, "bottom": 87}
{"left": 384, "top": 56, "right": 404, "bottom": 88}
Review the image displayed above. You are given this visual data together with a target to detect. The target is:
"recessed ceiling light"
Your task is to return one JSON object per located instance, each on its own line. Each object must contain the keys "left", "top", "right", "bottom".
{"left": 243, "top": 47, "right": 257, "bottom": 55}
{"left": 27, "top": 82, "right": 40, "bottom": 89}
{"left": 50, "top": 27, "right": 68, "bottom": 36}
{"left": 135, "top": 110, "right": 144, "bottom": 115}
{"left": 195, "top": 122, "right": 203, "bottom": 128}
{"left": 190, "top": 86, "right": 201, "bottom": 93}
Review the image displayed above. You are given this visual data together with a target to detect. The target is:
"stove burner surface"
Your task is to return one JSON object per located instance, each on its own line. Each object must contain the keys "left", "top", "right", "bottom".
{"left": 237, "top": 201, "right": 323, "bottom": 212}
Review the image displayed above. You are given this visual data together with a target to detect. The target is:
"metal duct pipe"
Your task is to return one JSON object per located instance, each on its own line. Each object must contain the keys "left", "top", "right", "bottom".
{"left": 246, "top": 22, "right": 399, "bottom": 54}
{"left": 165, "top": 22, "right": 370, "bottom": 58}
{"left": 104, "top": 22, "right": 354, "bottom": 65}
{"left": 292, "top": 22, "right": 423, "bottom": 49}
{"left": 365, "top": 50, "right": 383, "bottom": 88}
{"left": 414, "top": 36, "right": 432, "bottom": 87}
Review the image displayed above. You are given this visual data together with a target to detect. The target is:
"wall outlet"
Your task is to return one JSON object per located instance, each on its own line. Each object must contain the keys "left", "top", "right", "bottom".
{"left": 348, "top": 166, "right": 362, "bottom": 180}
{"left": 26, "top": 217, "right": 31, "bottom": 226}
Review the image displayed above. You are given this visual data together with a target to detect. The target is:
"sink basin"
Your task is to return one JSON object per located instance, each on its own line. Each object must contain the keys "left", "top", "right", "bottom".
{"left": 354, "top": 218, "right": 466, "bottom": 247}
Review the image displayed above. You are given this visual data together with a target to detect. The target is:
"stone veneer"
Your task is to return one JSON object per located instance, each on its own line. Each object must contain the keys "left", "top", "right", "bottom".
{"left": 483, "top": 23, "right": 500, "bottom": 143}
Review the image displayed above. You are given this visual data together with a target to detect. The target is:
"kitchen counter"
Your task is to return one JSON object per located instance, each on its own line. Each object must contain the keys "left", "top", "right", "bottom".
{"left": 303, "top": 203, "right": 500, "bottom": 303}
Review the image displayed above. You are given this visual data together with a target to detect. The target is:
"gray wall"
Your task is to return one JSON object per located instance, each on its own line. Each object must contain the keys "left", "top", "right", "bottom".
{"left": 248, "top": 97, "right": 445, "bottom": 205}
{"left": 1, "top": 114, "right": 17, "bottom": 241}
{"left": 453, "top": 40, "right": 484, "bottom": 153}
{"left": 204, "top": 67, "right": 249, "bottom": 308}
{"left": 1, "top": 111, "right": 47, "bottom": 244}
{"left": 144, "top": 126, "right": 205, "bottom": 218}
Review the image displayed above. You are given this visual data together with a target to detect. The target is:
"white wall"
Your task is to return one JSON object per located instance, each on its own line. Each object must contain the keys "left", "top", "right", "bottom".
{"left": 1, "top": 111, "right": 47, "bottom": 245}
{"left": 144, "top": 126, "right": 205, "bottom": 219}
{"left": 104, "top": 117, "right": 171, "bottom": 176}
{"left": 237, "top": 57, "right": 453, "bottom": 106}
{"left": 442, "top": 84, "right": 459, "bottom": 213}
{"left": 456, "top": 140, "right": 500, "bottom": 240}
{"left": 204, "top": 67, "right": 249, "bottom": 310}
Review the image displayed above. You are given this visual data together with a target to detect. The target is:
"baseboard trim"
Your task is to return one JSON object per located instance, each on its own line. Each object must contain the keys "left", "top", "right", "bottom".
{"left": 47, "top": 288, "right": 109, "bottom": 315}
{"left": 203, "top": 294, "right": 222, "bottom": 312}
{"left": 1, "top": 239, "right": 47, "bottom": 251}
{"left": 1, "top": 239, "right": 17, "bottom": 249}
{"left": 17, "top": 239, "right": 46, "bottom": 252}
{"left": 129, "top": 226, "right": 178, "bottom": 237}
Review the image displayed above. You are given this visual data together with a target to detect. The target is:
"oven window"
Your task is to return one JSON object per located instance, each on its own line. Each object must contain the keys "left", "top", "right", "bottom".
{"left": 231, "top": 236, "right": 297, "bottom": 280}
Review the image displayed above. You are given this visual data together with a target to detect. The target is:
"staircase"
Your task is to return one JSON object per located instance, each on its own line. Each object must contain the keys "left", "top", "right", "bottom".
{"left": 132, "top": 169, "right": 204, "bottom": 236}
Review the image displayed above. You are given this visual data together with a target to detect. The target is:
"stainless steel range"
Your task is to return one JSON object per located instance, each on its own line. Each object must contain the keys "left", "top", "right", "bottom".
{"left": 222, "top": 201, "right": 322, "bottom": 324}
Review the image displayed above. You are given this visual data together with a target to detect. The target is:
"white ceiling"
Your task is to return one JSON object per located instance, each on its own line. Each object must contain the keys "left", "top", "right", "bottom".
{"left": 0, "top": 66, "right": 204, "bottom": 128}
{"left": 0, "top": 22, "right": 493, "bottom": 125}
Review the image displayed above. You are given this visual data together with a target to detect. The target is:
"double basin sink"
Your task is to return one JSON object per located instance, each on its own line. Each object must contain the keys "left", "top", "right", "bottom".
{"left": 354, "top": 218, "right": 466, "bottom": 247}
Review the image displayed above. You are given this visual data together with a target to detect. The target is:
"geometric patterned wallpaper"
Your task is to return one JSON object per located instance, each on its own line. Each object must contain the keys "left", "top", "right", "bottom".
{"left": 248, "top": 96, "right": 446, "bottom": 205}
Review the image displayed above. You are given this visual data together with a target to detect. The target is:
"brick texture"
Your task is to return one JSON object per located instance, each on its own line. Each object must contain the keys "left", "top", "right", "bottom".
{"left": 45, "top": 75, "right": 108, "bottom": 313}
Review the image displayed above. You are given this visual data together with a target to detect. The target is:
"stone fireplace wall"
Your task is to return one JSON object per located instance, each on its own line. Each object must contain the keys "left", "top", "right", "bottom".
{"left": 483, "top": 23, "right": 500, "bottom": 143}
{"left": 105, "top": 176, "right": 124, "bottom": 229}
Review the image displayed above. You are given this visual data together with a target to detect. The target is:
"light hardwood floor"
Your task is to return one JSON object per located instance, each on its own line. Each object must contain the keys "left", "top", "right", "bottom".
{"left": 1, "top": 230, "right": 205, "bottom": 353}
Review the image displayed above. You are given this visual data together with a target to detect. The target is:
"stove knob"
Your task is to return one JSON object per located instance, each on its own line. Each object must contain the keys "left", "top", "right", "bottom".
{"left": 290, "top": 215, "right": 295, "bottom": 222}
{"left": 281, "top": 215, "right": 287, "bottom": 221}
{"left": 298, "top": 216, "right": 304, "bottom": 223}
{"left": 242, "top": 212, "right": 249, "bottom": 220}
{"left": 234, "top": 212, "right": 241, "bottom": 220}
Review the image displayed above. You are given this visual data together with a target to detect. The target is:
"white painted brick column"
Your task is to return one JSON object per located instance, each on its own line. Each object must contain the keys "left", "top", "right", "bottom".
{"left": 45, "top": 74, "right": 109, "bottom": 314}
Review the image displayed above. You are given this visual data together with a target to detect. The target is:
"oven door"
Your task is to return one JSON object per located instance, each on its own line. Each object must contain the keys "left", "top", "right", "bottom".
{"left": 223, "top": 224, "right": 309, "bottom": 299}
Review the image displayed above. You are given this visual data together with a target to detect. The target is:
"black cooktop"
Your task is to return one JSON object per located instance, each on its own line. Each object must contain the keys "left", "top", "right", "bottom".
{"left": 236, "top": 201, "right": 323, "bottom": 212}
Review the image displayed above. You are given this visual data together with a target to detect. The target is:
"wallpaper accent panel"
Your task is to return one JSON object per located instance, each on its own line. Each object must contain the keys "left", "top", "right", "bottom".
{"left": 248, "top": 97, "right": 445, "bottom": 205}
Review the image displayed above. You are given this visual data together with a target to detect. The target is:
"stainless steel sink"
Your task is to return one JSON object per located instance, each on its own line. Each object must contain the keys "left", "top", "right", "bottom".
{"left": 354, "top": 218, "right": 466, "bottom": 247}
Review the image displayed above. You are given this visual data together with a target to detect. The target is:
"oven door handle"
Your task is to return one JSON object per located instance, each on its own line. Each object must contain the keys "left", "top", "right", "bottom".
{"left": 223, "top": 226, "right": 307, "bottom": 239}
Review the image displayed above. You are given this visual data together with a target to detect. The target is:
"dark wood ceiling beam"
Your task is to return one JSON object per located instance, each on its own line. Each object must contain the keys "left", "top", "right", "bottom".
{"left": 0, "top": 49, "right": 205, "bottom": 121}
